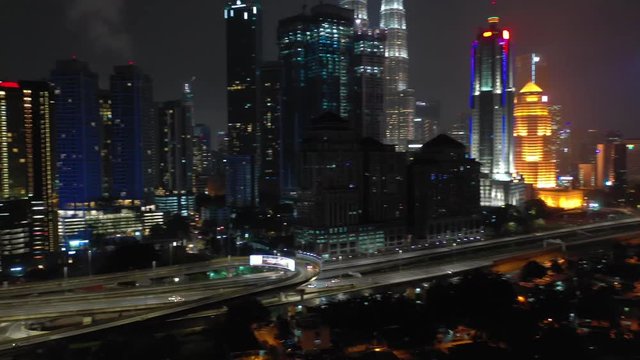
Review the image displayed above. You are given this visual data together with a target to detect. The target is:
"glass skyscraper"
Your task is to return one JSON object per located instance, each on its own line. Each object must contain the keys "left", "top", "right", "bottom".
{"left": 340, "top": 0, "right": 369, "bottom": 29}
{"left": 278, "top": 4, "right": 354, "bottom": 195}
{"left": 225, "top": 0, "right": 262, "bottom": 207}
{"left": 380, "top": 0, "right": 414, "bottom": 150}
{"left": 470, "top": 17, "right": 524, "bottom": 206}
{"left": 341, "top": 0, "right": 386, "bottom": 142}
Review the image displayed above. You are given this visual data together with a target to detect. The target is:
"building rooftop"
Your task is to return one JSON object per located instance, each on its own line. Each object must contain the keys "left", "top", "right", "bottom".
{"left": 520, "top": 82, "right": 544, "bottom": 93}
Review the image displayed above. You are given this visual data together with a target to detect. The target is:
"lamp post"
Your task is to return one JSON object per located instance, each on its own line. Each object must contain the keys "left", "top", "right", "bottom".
{"left": 88, "top": 250, "right": 92, "bottom": 276}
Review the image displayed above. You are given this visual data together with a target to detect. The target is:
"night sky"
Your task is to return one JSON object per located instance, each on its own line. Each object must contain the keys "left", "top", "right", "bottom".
{"left": 1, "top": 0, "right": 640, "bottom": 143}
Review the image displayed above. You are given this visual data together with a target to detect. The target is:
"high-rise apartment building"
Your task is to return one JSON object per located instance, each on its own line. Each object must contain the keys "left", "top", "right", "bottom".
{"left": 109, "top": 64, "right": 156, "bottom": 203}
{"left": 98, "top": 90, "right": 113, "bottom": 197}
{"left": 157, "top": 100, "right": 194, "bottom": 194}
{"left": 514, "top": 82, "right": 556, "bottom": 189}
{"left": 193, "top": 123, "right": 212, "bottom": 193}
{"left": 0, "top": 81, "right": 59, "bottom": 268}
{"left": 278, "top": 4, "right": 354, "bottom": 195}
{"left": 258, "top": 62, "right": 281, "bottom": 208}
{"left": 225, "top": 0, "right": 262, "bottom": 207}
{"left": 50, "top": 59, "right": 102, "bottom": 209}
{"left": 380, "top": 0, "right": 414, "bottom": 150}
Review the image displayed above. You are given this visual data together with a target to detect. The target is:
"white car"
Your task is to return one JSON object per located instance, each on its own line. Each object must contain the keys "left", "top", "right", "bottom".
{"left": 168, "top": 295, "right": 184, "bottom": 302}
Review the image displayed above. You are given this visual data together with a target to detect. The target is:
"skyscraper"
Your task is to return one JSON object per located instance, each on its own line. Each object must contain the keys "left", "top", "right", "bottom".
{"left": 470, "top": 17, "right": 523, "bottom": 206}
{"left": 408, "top": 135, "right": 482, "bottom": 242}
{"left": 193, "top": 123, "right": 212, "bottom": 193}
{"left": 225, "top": 0, "right": 262, "bottom": 207}
{"left": 380, "top": 0, "right": 414, "bottom": 150}
{"left": 339, "top": 0, "right": 368, "bottom": 29}
{"left": 258, "top": 61, "right": 281, "bottom": 208}
{"left": 0, "top": 81, "right": 59, "bottom": 266}
{"left": 50, "top": 59, "right": 102, "bottom": 209}
{"left": 98, "top": 90, "right": 112, "bottom": 197}
{"left": 340, "top": 0, "right": 386, "bottom": 141}
{"left": 278, "top": 4, "right": 354, "bottom": 195}
{"left": 514, "top": 82, "right": 556, "bottom": 189}
{"left": 295, "top": 112, "right": 406, "bottom": 257}
{"left": 157, "top": 100, "right": 194, "bottom": 194}
{"left": 110, "top": 64, "right": 156, "bottom": 203}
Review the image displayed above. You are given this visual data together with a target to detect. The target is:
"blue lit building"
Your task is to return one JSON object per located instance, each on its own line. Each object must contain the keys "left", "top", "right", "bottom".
{"left": 50, "top": 59, "right": 102, "bottom": 209}
{"left": 470, "top": 17, "right": 524, "bottom": 206}
{"left": 278, "top": 4, "right": 354, "bottom": 197}
{"left": 109, "top": 64, "right": 156, "bottom": 203}
{"left": 225, "top": 155, "right": 253, "bottom": 208}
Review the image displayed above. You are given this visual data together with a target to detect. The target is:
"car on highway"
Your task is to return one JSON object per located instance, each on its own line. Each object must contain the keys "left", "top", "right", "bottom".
{"left": 168, "top": 295, "right": 184, "bottom": 302}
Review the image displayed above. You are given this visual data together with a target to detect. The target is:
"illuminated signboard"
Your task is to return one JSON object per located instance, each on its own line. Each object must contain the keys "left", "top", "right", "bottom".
{"left": 250, "top": 255, "right": 296, "bottom": 271}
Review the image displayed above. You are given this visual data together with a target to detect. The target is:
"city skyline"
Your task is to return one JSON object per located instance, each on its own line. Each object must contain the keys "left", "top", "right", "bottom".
{"left": 1, "top": 0, "right": 639, "bottom": 142}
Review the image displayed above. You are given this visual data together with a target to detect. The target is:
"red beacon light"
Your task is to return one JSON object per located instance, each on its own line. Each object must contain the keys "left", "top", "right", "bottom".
{"left": 502, "top": 30, "right": 510, "bottom": 40}
{"left": 0, "top": 81, "right": 20, "bottom": 89}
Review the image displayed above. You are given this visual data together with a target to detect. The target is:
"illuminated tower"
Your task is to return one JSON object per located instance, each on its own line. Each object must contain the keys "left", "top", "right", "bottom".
{"left": 339, "top": 0, "right": 368, "bottom": 29}
{"left": 0, "top": 81, "right": 59, "bottom": 263}
{"left": 514, "top": 82, "right": 556, "bottom": 189}
{"left": 225, "top": 0, "right": 262, "bottom": 207}
{"left": 380, "top": 0, "right": 414, "bottom": 150}
{"left": 470, "top": 17, "right": 523, "bottom": 206}
{"left": 341, "top": 0, "right": 386, "bottom": 141}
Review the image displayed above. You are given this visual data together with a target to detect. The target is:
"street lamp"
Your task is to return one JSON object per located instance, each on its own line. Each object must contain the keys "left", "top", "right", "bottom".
{"left": 88, "top": 250, "right": 92, "bottom": 276}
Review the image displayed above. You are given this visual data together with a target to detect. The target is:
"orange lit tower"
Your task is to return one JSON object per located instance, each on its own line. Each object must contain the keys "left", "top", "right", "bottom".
{"left": 514, "top": 82, "right": 556, "bottom": 188}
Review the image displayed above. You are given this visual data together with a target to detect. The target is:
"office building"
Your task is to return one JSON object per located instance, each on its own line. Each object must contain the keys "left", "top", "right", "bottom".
{"left": 295, "top": 113, "right": 406, "bottom": 258}
{"left": 578, "top": 163, "right": 596, "bottom": 189}
{"left": 408, "top": 135, "right": 483, "bottom": 243}
{"left": 596, "top": 141, "right": 627, "bottom": 189}
{"left": 258, "top": 62, "right": 281, "bottom": 207}
{"left": 109, "top": 64, "right": 156, "bottom": 203}
{"left": 339, "top": 0, "right": 369, "bottom": 29}
{"left": 413, "top": 100, "right": 440, "bottom": 145}
{"left": 50, "top": 59, "right": 102, "bottom": 209}
{"left": 278, "top": 4, "right": 354, "bottom": 195}
{"left": 469, "top": 17, "right": 524, "bottom": 206}
{"left": 448, "top": 113, "right": 470, "bottom": 149}
{"left": 381, "top": 0, "right": 415, "bottom": 150}
{"left": 225, "top": 0, "right": 262, "bottom": 207}
{"left": 514, "top": 82, "right": 556, "bottom": 189}
{"left": 341, "top": 0, "right": 385, "bottom": 141}
{"left": 351, "top": 29, "right": 386, "bottom": 141}
{"left": 154, "top": 193, "right": 195, "bottom": 217}
{"left": 625, "top": 139, "right": 640, "bottom": 185}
